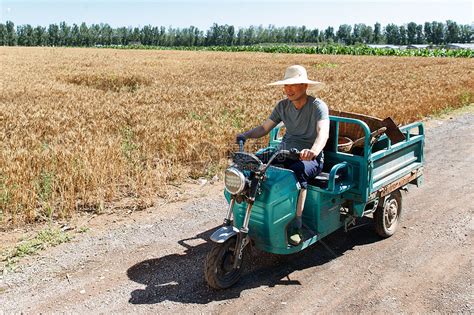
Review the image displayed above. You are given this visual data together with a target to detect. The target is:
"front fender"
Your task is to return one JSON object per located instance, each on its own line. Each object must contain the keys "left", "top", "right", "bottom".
{"left": 210, "top": 226, "right": 239, "bottom": 243}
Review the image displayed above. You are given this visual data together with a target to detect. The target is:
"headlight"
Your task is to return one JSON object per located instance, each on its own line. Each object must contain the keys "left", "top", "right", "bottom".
{"left": 224, "top": 167, "right": 246, "bottom": 195}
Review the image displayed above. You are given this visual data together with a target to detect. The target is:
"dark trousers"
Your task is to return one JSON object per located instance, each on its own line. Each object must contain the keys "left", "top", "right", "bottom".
{"left": 257, "top": 150, "right": 323, "bottom": 189}
{"left": 283, "top": 158, "right": 323, "bottom": 189}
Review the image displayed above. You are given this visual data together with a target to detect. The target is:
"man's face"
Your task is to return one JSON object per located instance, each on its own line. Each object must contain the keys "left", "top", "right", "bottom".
{"left": 283, "top": 84, "right": 308, "bottom": 102}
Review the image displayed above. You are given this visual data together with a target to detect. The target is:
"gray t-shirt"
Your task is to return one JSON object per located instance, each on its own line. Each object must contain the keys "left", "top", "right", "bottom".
{"left": 269, "top": 96, "right": 329, "bottom": 151}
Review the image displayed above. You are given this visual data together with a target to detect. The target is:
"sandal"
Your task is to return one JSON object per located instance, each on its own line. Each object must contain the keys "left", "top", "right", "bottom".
{"left": 288, "top": 229, "right": 303, "bottom": 246}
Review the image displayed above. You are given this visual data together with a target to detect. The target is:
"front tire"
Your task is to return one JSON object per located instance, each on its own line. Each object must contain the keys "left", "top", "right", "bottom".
{"left": 204, "top": 237, "right": 246, "bottom": 289}
{"left": 374, "top": 190, "right": 402, "bottom": 238}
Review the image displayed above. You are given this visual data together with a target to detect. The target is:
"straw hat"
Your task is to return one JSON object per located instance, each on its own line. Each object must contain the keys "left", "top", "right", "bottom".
{"left": 267, "top": 65, "right": 323, "bottom": 86}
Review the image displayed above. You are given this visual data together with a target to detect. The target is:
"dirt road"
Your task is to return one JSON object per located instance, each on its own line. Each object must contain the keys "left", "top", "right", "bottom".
{"left": 1, "top": 112, "right": 473, "bottom": 313}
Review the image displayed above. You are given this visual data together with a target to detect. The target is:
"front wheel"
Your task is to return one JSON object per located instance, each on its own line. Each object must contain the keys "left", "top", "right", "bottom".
{"left": 204, "top": 237, "right": 246, "bottom": 289}
{"left": 374, "top": 190, "right": 402, "bottom": 238}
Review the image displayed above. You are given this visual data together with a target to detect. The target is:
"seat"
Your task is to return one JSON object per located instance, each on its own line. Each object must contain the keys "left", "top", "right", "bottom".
{"left": 307, "top": 172, "right": 341, "bottom": 189}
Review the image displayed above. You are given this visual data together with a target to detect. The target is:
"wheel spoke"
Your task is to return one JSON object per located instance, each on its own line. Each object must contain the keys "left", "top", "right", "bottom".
{"left": 384, "top": 212, "right": 391, "bottom": 228}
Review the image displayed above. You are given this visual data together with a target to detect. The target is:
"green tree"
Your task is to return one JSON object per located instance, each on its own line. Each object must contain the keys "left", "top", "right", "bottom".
{"left": 236, "top": 28, "right": 244, "bottom": 45}
{"left": 360, "top": 24, "right": 373, "bottom": 44}
{"left": 130, "top": 27, "right": 140, "bottom": 43}
{"left": 70, "top": 24, "right": 80, "bottom": 46}
{"left": 101, "top": 23, "right": 113, "bottom": 45}
{"left": 25, "top": 24, "right": 34, "bottom": 46}
{"left": 79, "top": 22, "right": 90, "bottom": 46}
{"left": 34, "top": 26, "right": 48, "bottom": 46}
{"left": 431, "top": 21, "right": 444, "bottom": 44}
{"left": 283, "top": 26, "right": 297, "bottom": 43}
{"left": 384, "top": 23, "right": 400, "bottom": 44}
{"left": 336, "top": 24, "right": 352, "bottom": 44}
{"left": 272, "top": 27, "right": 283, "bottom": 43}
{"left": 459, "top": 24, "right": 472, "bottom": 43}
{"left": 298, "top": 25, "right": 309, "bottom": 43}
{"left": 141, "top": 25, "right": 153, "bottom": 45}
{"left": 150, "top": 26, "right": 160, "bottom": 45}
{"left": 415, "top": 24, "right": 424, "bottom": 44}
{"left": 0, "top": 23, "right": 6, "bottom": 45}
{"left": 352, "top": 24, "right": 362, "bottom": 43}
{"left": 59, "top": 21, "right": 71, "bottom": 45}
{"left": 206, "top": 23, "right": 216, "bottom": 45}
{"left": 373, "top": 22, "right": 382, "bottom": 44}
{"left": 17, "top": 25, "right": 27, "bottom": 45}
{"left": 228, "top": 25, "right": 235, "bottom": 45}
{"left": 115, "top": 27, "right": 130, "bottom": 45}
{"left": 324, "top": 26, "right": 335, "bottom": 42}
{"left": 16, "top": 24, "right": 31, "bottom": 46}
{"left": 308, "top": 28, "right": 320, "bottom": 43}
{"left": 266, "top": 25, "right": 278, "bottom": 43}
{"left": 47, "top": 23, "right": 60, "bottom": 46}
{"left": 424, "top": 22, "right": 433, "bottom": 44}
{"left": 89, "top": 24, "right": 101, "bottom": 45}
{"left": 246, "top": 26, "right": 257, "bottom": 45}
{"left": 399, "top": 25, "right": 407, "bottom": 45}
{"left": 445, "top": 20, "right": 460, "bottom": 43}
{"left": 407, "top": 22, "right": 417, "bottom": 44}
{"left": 5, "top": 21, "right": 16, "bottom": 46}
{"left": 194, "top": 27, "right": 204, "bottom": 46}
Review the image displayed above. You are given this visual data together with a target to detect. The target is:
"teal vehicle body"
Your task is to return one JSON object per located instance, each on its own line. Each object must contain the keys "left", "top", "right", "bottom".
{"left": 205, "top": 113, "right": 425, "bottom": 289}
{"left": 224, "top": 115, "right": 424, "bottom": 255}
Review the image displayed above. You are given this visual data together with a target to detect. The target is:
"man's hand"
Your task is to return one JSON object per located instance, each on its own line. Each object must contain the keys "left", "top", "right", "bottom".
{"left": 236, "top": 134, "right": 246, "bottom": 144}
{"left": 300, "top": 149, "right": 317, "bottom": 161}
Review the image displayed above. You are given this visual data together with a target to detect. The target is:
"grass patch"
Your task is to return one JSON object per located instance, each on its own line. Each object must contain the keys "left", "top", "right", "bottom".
{"left": 459, "top": 91, "right": 472, "bottom": 106}
{"left": 0, "top": 175, "right": 12, "bottom": 222}
{"left": 315, "top": 62, "right": 338, "bottom": 69}
{"left": 430, "top": 91, "right": 473, "bottom": 119}
{"left": 121, "top": 126, "right": 139, "bottom": 163}
{"left": 432, "top": 105, "right": 456, "bottom": 117}
{"left": 1, "top": 227, "right": 73, "bottom": 273}
{"left": 431, "top": 102, "right": 474, "bottom": 119}
{"left": 78, "top": 226, "right": 90, "bottom": 233}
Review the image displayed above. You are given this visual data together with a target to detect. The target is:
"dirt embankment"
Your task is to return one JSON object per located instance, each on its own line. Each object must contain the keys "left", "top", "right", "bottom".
{"left": 1, "top": 111, "right": 473, "bottom": 313}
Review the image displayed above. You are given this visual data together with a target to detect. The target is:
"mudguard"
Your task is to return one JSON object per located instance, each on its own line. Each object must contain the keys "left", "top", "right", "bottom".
{"left": 210, "top": 226, "right": 239, "bottom": 243}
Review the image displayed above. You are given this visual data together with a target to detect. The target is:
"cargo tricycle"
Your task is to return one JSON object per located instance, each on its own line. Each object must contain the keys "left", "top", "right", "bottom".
{"left": 204, "top": 111, "right": 424, "bottom": 289}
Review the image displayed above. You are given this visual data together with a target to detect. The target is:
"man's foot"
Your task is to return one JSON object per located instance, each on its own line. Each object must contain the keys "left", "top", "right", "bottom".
{"left": 289, "top": 229, "right": 303, "bottom": 246}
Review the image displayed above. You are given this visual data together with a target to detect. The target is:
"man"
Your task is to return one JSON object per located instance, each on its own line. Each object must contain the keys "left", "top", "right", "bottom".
{"left": 236, "top": 65, "right": 329, "bottom": 245}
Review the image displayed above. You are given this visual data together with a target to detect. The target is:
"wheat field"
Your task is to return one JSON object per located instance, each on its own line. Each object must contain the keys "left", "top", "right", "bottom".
{"left": 1, "top": 47, "right": 473, "bottom": 225}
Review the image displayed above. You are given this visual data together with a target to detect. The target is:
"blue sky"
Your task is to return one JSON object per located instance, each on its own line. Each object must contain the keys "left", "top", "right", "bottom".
{"left": 1, "top": 0, "right": 473, "bottom": 30}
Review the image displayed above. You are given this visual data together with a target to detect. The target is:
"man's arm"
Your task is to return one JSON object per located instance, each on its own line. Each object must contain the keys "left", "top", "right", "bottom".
{"left": 301, "top": 119, "right": 330, "bottom": 160}
{"left": 240, "top": 119, "right": 277, "bottom": 140}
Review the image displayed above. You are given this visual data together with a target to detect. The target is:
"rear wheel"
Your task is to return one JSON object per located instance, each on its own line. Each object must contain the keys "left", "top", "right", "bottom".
{"left": 374, "top": 190, "right": 402, "bottom": 237}
{"left": 204, "top": 237, "right": 246, "bottom": 289}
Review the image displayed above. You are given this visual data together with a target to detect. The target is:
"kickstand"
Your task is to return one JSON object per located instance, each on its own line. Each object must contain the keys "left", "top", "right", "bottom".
{"left": 318, "top": 239, "right": 338, "bottom": 259}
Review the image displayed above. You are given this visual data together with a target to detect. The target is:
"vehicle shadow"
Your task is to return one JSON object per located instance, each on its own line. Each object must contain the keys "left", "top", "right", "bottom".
{"left": 127, "top": 218, "right": 379, "bottom": 305}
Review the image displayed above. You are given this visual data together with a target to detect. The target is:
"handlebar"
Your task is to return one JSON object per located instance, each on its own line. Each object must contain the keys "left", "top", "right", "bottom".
{"left": 260, "top": 148, "right": 317, "bottom": 173}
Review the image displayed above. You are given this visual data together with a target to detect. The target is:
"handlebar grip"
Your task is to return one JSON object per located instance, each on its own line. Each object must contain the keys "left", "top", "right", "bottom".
{"left": 238, "top": 140, "right": 244, "bottom": 152}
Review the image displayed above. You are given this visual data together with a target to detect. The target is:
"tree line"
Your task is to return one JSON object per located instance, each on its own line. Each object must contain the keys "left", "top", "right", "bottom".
{"left": 0, "top": 20, "right": 471, "bottom": 47}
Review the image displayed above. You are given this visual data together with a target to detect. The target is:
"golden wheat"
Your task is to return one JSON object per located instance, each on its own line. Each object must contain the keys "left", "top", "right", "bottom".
{"left": 0, "top": 47, "right": 473, "bottom": 226}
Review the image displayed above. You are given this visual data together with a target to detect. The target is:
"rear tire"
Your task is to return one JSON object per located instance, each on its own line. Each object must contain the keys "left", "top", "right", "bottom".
{"left": 374, "top": 190, "right": 402, "bottom": 238}
{"left": 204, "top": 237, "right": 246, "bottom": 289}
